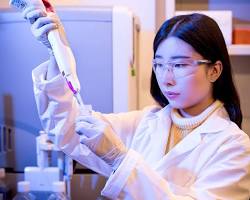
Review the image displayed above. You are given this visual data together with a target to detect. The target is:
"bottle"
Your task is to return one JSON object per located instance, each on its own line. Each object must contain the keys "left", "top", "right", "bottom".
{"left": 47, "top": 181, "right": 69, "bottom": 200}
{"left": 0, "top": 168, "right": 11, "bottom": 200}
{"left": 12, "top": 181, "right": 36, "bottom": 200}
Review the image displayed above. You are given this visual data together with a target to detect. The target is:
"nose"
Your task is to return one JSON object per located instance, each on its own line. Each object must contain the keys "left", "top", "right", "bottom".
{"left": 162, "top": 68, "right": 176, "bottom": 86}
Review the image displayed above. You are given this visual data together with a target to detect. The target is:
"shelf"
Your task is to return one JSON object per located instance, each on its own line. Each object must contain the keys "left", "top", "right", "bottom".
{"left": 227, "top": 45, "right": 250, "bottom": 56}
{"left": 164, "top": 1, "right": 250, "bottom": 56}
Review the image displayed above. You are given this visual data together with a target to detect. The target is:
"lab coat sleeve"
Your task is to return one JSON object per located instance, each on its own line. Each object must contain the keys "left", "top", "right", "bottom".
{"left": 191, "top": 131, "right": 250, "bottom": 200}
{"left": 101, "top": 149, "right": 194, "bottom": 200}
{"left": 101, "top": 131, "right": 250, "bottom": 199}
{"left": 32, "top": 61, "right": 113, "bottom": 176}
{"left": 32, "top": 61, "right": 79, "bottom": 146}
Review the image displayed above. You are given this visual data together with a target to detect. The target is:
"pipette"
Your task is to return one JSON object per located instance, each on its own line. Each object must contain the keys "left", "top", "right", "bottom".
{"left": 9, "top": 0, "right": 91, "bottom": 114}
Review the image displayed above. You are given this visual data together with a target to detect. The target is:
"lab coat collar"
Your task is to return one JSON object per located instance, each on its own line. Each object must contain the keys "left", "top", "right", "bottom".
{"left": 190, "top": 105, "right": 230, "bottom": 135}
{"left": 154, "top": 104, "right": 230, "bottom": 169}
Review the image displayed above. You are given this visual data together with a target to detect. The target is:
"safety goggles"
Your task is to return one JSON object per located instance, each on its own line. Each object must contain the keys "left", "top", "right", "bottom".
{"left": 152, "top": 59, "right": 212, "bottom": 79}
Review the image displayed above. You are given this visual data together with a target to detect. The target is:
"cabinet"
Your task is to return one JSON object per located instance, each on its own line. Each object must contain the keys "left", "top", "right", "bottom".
{"left": 165, "top": 0, "right": 250, "bottom": 56}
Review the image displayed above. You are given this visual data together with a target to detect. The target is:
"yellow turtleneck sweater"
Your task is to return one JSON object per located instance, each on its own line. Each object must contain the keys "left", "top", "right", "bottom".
{"left": 165, "top": 100, "right": 223, "bottom": 153}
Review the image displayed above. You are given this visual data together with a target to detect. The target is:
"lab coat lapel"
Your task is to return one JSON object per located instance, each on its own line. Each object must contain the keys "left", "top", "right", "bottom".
{"left": 131, "top": 106, "right": 172, "bottom": 164}
{"left": 155, "top": 106, "right": 230, "bottom": 169}
{"left": 157, "top": 127, "right": 202, "bottom": 169}
{"left": 191, "top": 107, "right": 230, "bottom": 134}
{"left": 152, "top": 106, "right": 172, "bottom": 158}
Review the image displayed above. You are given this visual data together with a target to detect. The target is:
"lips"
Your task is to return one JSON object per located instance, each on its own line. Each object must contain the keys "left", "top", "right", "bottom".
{"left": 165, "top": 91, "right": 180, "bottom": 99}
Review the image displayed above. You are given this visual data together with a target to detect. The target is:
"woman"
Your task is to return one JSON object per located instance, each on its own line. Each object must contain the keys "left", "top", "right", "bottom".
{"left": 26, "top": 7, "right": 250, "bottom": 200}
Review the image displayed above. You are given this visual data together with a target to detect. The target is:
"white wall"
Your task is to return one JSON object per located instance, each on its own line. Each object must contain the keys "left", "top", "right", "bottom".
{"left": 62, "top": 0, "right": 155, "bottom": 32}
{"left": 1, "top": 0, "right": 156, "bottom": 108}
{"left": 0, "top": 0, "right": 154, "bottom": 30}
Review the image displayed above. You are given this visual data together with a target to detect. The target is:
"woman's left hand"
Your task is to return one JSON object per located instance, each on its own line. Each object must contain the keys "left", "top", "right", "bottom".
{"left": 75, "top": 114, "right": 128, "bottom": 171}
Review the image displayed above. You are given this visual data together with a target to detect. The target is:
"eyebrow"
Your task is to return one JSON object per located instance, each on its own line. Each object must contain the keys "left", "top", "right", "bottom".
{"left": 155, "top": 55, "right": 191, "bottom": 59}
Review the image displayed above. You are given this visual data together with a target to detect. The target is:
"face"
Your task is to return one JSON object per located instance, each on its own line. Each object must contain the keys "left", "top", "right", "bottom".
{"left": 155, "top": 36, "right": 214, "bottom": 115}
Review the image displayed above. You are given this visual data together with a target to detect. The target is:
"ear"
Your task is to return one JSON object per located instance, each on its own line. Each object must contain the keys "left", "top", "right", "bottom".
{"left": 207, "top": 60, "right": 223, "bottom": 82}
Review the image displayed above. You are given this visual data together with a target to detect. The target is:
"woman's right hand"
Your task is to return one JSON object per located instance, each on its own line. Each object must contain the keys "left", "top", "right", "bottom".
{"left": 24, "top": 8, "right": 58, "bottom": 51}
{"left": 23, "top": 8, "right": 66, "bottom": 79}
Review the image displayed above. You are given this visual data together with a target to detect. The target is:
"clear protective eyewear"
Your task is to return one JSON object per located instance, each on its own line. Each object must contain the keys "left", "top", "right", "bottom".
{"left": 152, "top": 59, "right": 212, "bottom": 79}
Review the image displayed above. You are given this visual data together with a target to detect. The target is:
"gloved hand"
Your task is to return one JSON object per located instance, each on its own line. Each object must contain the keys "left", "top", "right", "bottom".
{"left": 75, "top": 114, "right": 128, "bottom": 171}
{"left": 23, "top": 7, "right": 68, "bottom": 54}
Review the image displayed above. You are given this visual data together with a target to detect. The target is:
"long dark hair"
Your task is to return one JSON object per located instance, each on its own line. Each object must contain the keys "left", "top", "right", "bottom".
{"left": 150, "top": 13, "right": 242, "bottom": 128}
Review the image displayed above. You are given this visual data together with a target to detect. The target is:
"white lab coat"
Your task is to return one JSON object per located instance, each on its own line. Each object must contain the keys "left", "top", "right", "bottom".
{"left": 32, "top": 61, "right": 250, "bottom": 200}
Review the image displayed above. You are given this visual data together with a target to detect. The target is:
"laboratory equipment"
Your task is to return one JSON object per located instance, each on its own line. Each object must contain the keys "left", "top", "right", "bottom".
{"left": 47, "top": 182, "right": 69, "bottom": 200}
{"left": 12, "top": 181, "right": 36, "bottom": 200}
{"left": 9, "top": 0, "right": 90, "bottom": 112}
{"left": 23, "top": 131, "right": 73, "bottom": 199}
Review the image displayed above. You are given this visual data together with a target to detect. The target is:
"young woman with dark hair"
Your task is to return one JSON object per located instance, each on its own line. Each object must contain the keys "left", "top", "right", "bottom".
{"left": 25, "top": 7, "right": 250, "bottom": 199}
{"left": 151, "top": 13, "right": 242, "bottom": 128}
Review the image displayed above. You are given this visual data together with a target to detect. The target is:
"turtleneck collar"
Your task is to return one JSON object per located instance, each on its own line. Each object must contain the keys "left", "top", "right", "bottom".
{"left": 170, "top": 100, "right": 223, "bottom": 130}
